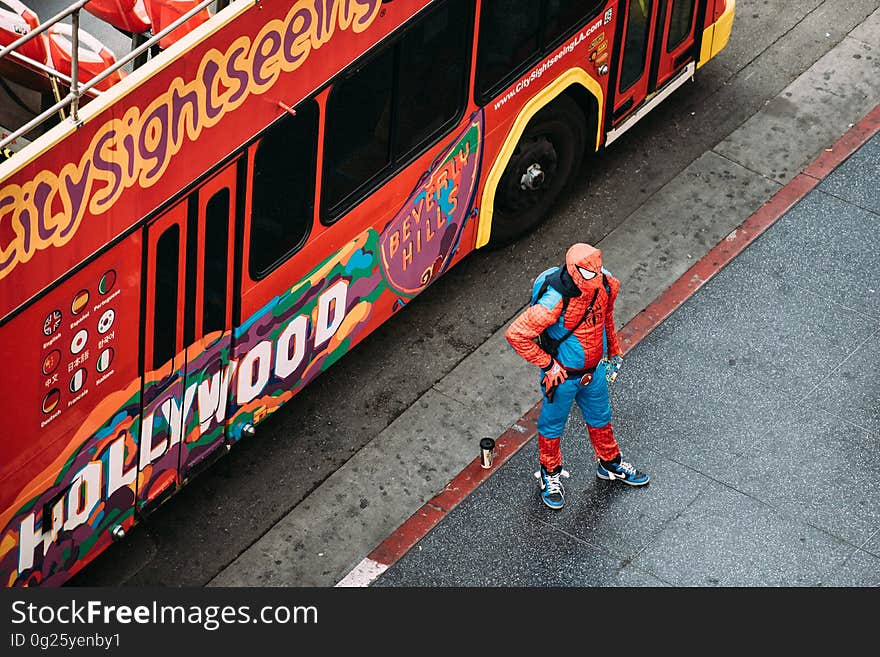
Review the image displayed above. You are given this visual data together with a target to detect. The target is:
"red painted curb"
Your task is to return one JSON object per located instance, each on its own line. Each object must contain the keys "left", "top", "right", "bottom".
{"left": 361, "top": 103, "right": 880, "bottom": 574}
{"left": 803, "top": 104, "right": 880, "bottom": 179}
{"left": 369, "top": 405, "right": 539, "bottom": 565}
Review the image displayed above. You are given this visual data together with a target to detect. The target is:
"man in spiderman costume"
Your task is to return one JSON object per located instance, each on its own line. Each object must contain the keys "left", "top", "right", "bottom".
{"left": 505, "top": 243, "right": 649, "bottom": 509}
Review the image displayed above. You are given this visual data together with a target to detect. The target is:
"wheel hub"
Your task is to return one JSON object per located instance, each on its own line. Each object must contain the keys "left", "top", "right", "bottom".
{"left": 520, "top": 163, "right": 545, "bottom": 191}
{"left": 497, "top": 136, "right": 559, "bottom": 213}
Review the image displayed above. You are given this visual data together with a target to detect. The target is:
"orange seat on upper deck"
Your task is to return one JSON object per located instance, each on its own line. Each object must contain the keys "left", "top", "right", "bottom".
{"left": 47, "top": 22, "right": 125, "bottom": 92}
{"left": 0, "top": 0, "right": 50, "bottom": 65}
{"left": 0, "top": 0, "right": 54, "bottom": 91}
{"left": 84, "top": 0, "right": 151, "bottom": 35}
{"left": 144, "top": 0, "right": 211, "bottom": 49}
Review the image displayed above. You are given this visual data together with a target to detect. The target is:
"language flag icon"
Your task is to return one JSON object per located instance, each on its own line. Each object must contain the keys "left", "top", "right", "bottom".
{"left": 69, "top": 368, "right": 86, "bottom": 393}
{"left": 97, "top": 308, "right": 115, "bottom": 334}
{"left": 42, "top": 349, "right": 61, "bottom": 375}
{"left": 97, "top": 347, "right": 114, "bottom": 373}
{"left": 71, "top": 289, "right": 89, "bottom": 314}
{"left": 42, "top": 389, "right": 60, "bottom": 414}
{"left": 43, "top": 309, "right": 62, "bottom": 336}
{"left": 99, "top": 270, "right": 116, "bottom": 295}
{"left": 71, "top": 328, "right": 88, "bottom": 354}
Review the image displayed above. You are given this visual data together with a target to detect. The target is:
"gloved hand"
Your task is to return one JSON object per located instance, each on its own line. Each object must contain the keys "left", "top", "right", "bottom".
{"left": 542, "top": 360, "right": 567, "bottom": 401}
{"left": 605, "top": 354, "right": 623, "bottom": 383}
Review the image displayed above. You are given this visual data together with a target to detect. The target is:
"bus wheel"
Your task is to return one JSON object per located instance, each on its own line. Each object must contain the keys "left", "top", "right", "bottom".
{"left": 488, "top": 95, "right": 586, "bottom": 248}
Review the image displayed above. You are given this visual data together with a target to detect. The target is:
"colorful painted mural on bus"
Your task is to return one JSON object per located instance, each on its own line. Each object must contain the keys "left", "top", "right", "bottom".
{"left": 0, "top": 382, "right": 141, "bottom": 587}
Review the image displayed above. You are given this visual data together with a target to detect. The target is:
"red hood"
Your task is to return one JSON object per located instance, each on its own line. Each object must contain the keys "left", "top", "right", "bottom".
{"left": 565, "top": 243, "right": 603, "bottom": 294}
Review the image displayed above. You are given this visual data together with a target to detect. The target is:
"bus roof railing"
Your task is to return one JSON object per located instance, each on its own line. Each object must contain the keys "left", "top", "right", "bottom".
{"left": 0, "top": 0, "right": 220, "bottom": 153}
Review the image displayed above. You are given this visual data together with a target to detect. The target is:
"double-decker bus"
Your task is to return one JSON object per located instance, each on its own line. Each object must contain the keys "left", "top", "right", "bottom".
{"left": 0, "top": 0, "right": 734, "bottom": 586}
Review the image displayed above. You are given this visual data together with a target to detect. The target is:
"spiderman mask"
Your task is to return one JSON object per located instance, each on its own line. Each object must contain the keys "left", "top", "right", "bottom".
{"left": 565, "top": 243, "right": 604, "bottom": 294}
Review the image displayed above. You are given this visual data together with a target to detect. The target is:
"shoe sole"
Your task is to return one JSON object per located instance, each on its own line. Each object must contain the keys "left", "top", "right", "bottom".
{"left": 596, "top": 472, "right": 650, "bottom": 486}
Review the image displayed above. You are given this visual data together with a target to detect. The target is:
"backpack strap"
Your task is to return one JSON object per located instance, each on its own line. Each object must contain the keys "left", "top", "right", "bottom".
{"left": 537, "top": 274, "right": 611, "bottom": 360}
{"left": 534, "top": 277, "right": 571, "bottom": 318}
{"left": 555, "top": 288, "right": 599, "bottom": 344}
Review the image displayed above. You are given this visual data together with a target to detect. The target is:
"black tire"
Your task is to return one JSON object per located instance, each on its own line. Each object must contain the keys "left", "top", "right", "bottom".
{"left": 486, "top": 94, "right": 587, "bottom": 248}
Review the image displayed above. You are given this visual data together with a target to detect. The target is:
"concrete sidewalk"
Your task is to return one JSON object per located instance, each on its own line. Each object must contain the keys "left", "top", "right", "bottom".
{"left": 369, "top": 119, "right": 880, "bottom": 587}
{"left": 209, "top": 7, "right": 880, "bottom": 588}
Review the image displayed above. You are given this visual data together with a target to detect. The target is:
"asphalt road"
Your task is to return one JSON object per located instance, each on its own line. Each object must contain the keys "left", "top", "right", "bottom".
{"left": 68, "top": 0, "right": 880, "bottom": 586}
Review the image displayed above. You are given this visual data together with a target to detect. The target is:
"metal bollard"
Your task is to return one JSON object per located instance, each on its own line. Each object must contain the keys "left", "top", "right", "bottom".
{"left": 479, "top": 437, "right": 496, "bottom": 469}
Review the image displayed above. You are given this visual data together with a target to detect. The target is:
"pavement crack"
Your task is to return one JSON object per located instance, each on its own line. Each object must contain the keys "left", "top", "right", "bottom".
{"left": 857, "top": 529, "right": 880, "bottom": 558}
{"left": 708, "top": 149, "right": 788, "bottom": 189}
{"left": 430, "top": 387, "right": 470, "bottom": 409}
{"left": 811, "top": 188, "right": 880, "bottom": 224}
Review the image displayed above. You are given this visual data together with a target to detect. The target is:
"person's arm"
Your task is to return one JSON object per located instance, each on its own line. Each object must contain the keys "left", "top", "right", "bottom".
{"left": 505, "top": 296, "right": 562, "bottom": 369}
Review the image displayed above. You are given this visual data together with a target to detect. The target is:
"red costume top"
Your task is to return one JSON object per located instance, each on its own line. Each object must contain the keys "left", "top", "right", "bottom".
{"left": 506, "top": 243, "right": 622, "bottom": 371}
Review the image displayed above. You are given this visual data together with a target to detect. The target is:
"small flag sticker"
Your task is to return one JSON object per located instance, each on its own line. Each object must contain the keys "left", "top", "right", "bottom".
{"left": 99, "top": 270, "right": 116, "bottom": 295}
{"left": 42, "top": 349, "right": 61, "bottom": 375}
{"left": 71, "top": 328, "right": 88, "bottom": 354}
{"left": 71, "top": 289, "right": 89, "bottom": 315}
{"left": 69, "top": 368, "right": 86, "bottom": 393}
{"left": 97, "top": 308, "right": 115, "bottom": 334}
{"left": 42, "top": 389, "right": 60, "bottom": 414}
{"left": 97, "top": 347, "right": 114, "bottom": 373}
{"left": 43, "top": 310, "right": 62, "bottom": 336}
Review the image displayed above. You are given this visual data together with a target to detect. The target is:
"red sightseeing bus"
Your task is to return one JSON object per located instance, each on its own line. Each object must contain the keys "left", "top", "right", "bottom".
{"left": 0, "top": 0, "right": 734, "bottom": 586}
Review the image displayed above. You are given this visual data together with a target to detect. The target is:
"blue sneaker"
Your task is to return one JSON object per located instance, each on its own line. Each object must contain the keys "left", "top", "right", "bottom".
{"left": 597, "top": 457, "right": 649, "bottom": 486}
{"left": 534, "top": 466, "right": 570, "bottom": 509}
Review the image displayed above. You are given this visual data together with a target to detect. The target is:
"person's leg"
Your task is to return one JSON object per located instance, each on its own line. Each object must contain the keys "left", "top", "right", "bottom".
{"left": 575, "top": 363, "right": 650, "bottom": 485}
{"left": 573, "top": 362, "right": 620, "bottom": 462}
{"left": 536, "top": 377, "right": 579, "bottom": 470}
{"left": 535, "top": 377, "right": 578, "bottom": 508}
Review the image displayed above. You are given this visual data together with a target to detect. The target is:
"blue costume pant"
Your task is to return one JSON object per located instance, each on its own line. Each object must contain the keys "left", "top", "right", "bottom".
{"left": 537, "top": 360, "right": 612, "bottom": 438}
{"left": 536, "top": 360, "right": 621, "bottom": 468}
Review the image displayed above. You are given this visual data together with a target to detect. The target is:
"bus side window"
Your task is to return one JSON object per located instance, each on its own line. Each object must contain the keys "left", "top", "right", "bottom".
{"left": 203, "top": 188, "right": 230, "bottom": 334}
{"left": 475, "top": 0, "right": 540, "bottom": 101}
{"left": 153, "top": 225, "right": 180, "bottom": 369}
{"left": 323, "top": 47, "right": 395, "bottom": 213}
{"left": 666, "top": 0, "right": 696, "bottom": 51}
{"left": 395, "top": 0, "right": 470, "bottom": 159}
{"left": 323, "top": 0, "right": 472, "bottom": 219}
{"left": 248, "top": 98, "right": 319, "bottom": 280}
{"left": 542, "top": 1, "right": 605, "bottom": 47}
{"left": 476, "top": 1, "right": 607, "bottom": 102}
{"left": 619, "top": 0, "right": 654, "bottom": 92}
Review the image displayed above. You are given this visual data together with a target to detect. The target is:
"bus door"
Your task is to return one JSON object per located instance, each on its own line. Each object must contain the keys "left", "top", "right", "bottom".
{"left": 654, "top": 0, "right": 701, "bottom": 88}
{"left": 609, "top": 0, "right": 700, "bottom": 140}
{"left": 139, "top": 161, "right": 238, "bottom": 511}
